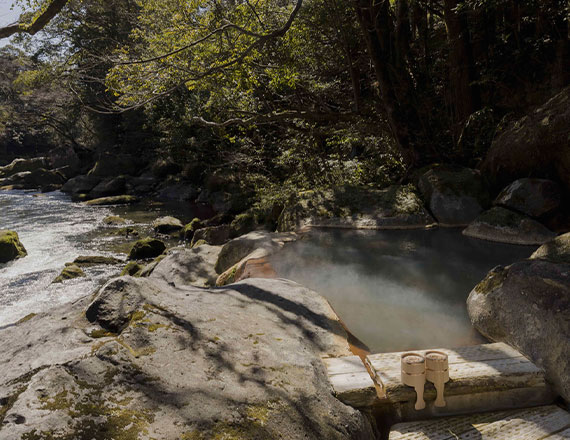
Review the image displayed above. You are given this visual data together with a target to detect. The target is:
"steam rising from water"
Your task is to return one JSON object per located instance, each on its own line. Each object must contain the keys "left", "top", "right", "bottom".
{"left": 270, "top": 229, "right": 534, "bottom": 352}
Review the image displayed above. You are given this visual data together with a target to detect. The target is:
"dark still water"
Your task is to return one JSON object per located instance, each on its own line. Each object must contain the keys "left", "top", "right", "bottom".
{"left": 269, "top": 228, "right": 535, "bottom": 353}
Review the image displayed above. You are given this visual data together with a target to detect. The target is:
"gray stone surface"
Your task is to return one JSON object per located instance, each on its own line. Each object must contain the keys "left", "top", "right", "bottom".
{"left": 152, "top": 216, "right": 184, "bottom": 234}
{"left": 467, "top": 259, "right": 570, "bottom": 402}
{"left": 418, "top": 166, "right": 488, "bottom": 225}
{"left": 0, "top": 277, "right": 373, "bottom": 439}
{"left": 61, "top": 174, "right": 101, "bottom": 196}
{"left": 88, "top": 175, "right": 128, "bottom": 199}
{"left": 191, "top": 225, "right": 231, "bottom": 247}
{"left": 0, "top": 157, "right": 49, "bottom": 178}
{"left": 150, "top": 244, "right": 222, "bottom": 287}
{"left": 215, "top": 231, "right": 296, "bottom": 274}
{"left": 494, "top": 178, "right": 561, "bottom": 218}
{"left": 531, "top": 232, "right": 570, "bottom": 264}
{"left": 462, "top": 207, "right": 556, "bottom": 245}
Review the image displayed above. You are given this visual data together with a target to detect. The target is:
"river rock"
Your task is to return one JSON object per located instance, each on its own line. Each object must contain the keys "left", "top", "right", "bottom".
{"left": 278, "top": 184, "right": 435, "bottom": 232}
{"left": 482, "top": 86, "right": 570, "bottom": 192}
{"left": 191, "top": 225, "right": 231, "bottom": 247}
{"left": 83, "top": 195, "right": 139, "bottom": 206}
{"left": 88, "top": 175, "right": 128, "bottom": 199}
{"left": 52, "top": 264, "right": 85, "bottom": 283}
{"left": 69, "top": 255, "right": 123, "bottom": 267}
{"left": 128, "top": 175, "right": 158, "bottom": 194}
{"left": 462, "top": 207, "right": 556, "bottom": 245}
{"left": 494, "top": 178, "right": 561, "bottom": 218}
{"left": 418, "top": 166, "right": 488, "bottom": 225}
{"left": 61, "top": 174, "right": 101, "bottom": 197}
{"left": 530, "top": 232, "right": 570, "bottom": 264}
{"left": 102, "top": 215, "right": 126, "bottom": 225}
{"left": 467, "top": 259, "right": 570, "bottom": 402}
{"left": 0, "top": 277, "right": 372, "bottom": 439}
{"left": 128, "top": 237, "right": 166, "bottom": 260}
{"left": 3, "top": 168, "right": 65, "bottom": 191}
{"left": 230, "top": 211, "right": 257, "bottom": 237}
{"left": 0, "top": 230, "right": 27, "bottom": 264}
{"left": 182, "top": 218, "right": 203, "bottom": 241}
{"left": 149, "top": 244, "right": 221, "bottom": 287}
{"left": 215, "top": 231, "right": 296, "bottom": 274}
{"left": 0, "top": 157, "right": 49, "bottom": 178}
{"left": 152, "top": 216, "right": 184, "bottom": 234}
{"left": 120, "top": 261, "right": 143, "bottom": 276}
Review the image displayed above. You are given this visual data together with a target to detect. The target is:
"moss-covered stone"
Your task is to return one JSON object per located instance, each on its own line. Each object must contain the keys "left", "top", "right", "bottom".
{"left": 0, "top": 230, "right": 27, "bottom": 263}
{"left": 69, "top": 255, "right": 122, "bottom": 267}
{"left": 152, "top": 216, "right": 184, "bottom": 234}
{"left": 191, "top": 225, "right": 230, "bottom": 246}
{"left": 53, "top": 264, "right": 86, "bottom": 283}
{"left": 230, "top": 212, "right": 257, "bottom": 238}
{"left": 84, "top": 195, "right": 139, "bottom": 206}
{"left": 182, "top": 218, "right": 204, "bottom": 241}
{"left": 191, "top": 239, "right": 207, "bottom": 248}
{"left": 103, "top": 216, "right": 127, "bottom": 225}
{"left": 127, "top": 237, "right": 166, "bottom": 260}
{"left": 138, "top": 254, "right": 167, "bottom": 277}
{"left": 120, "top": 261, "right": 143, "bottom": 277}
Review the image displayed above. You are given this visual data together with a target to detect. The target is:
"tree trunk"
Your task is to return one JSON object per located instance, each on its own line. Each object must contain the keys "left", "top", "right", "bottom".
{"left": 352, "top": 0, "right": 429, "bottom": 167}
{"left": 443, "top": 0, "right": 480, "bottom": 130}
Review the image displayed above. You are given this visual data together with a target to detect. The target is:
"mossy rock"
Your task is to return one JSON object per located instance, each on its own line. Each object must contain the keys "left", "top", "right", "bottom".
{"left": 278, "top": 184, "right": 433, "bottom": 231}
{"left": 69, "top": 256, "right": 123, "bottom": 267}
{"left": 84, "top": 195, "right": 139, "bottom": 206}
{"left": 128, "top": 238, "right": 166, "bottom": 260}
{"left": 230, "top": 212, "right": 257, "bottom": 238}
{"left": 0, "top": 230, "right": 27, "bottom": 263}
{"left": 191, "top": 239, "right": 207, "bottom": 248}
{"left": 182, "top": 218, "right": 204, "bottom": 241}
{"left": 531, "top": 232, "right": 570, "bottom": 264}
{"left": 120, "top": 261, "right": 143, "bottom": 277}
{"left": 53, "top": 264, "right": 86, "bottom": 283}
{"left": 109, "top": 226, "right": 139, "bottom": 238}
{"left": 463, "top": 207, "right": 556, "bottom": 245}
{"left": 103, "top": 216, "right": 127, "bottom": 225}
{"left": 138, "top": 254, "right": 167, "bottom": 277}
{"left": 190, "top": 225, "right": 230, "bottom": 247}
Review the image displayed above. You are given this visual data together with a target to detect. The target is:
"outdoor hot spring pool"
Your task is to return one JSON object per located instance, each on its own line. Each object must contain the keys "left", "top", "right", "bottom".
{"left": 269, "top": 228, "right": 535, "bottom": 353}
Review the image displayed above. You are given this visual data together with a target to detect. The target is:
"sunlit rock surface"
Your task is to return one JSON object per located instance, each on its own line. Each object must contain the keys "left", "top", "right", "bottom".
{"left": 0, "top": 277, "right": 373, "bottom": 439}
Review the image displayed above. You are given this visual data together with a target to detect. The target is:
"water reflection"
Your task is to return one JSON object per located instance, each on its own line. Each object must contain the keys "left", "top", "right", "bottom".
{"left": 270, "top": 228, "right": 534, "bottom": 352}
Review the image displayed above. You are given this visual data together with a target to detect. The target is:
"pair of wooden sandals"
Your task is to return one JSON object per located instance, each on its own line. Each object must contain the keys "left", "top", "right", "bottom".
{"left": 401, "top": 351, "right": 449, "bottom": 410}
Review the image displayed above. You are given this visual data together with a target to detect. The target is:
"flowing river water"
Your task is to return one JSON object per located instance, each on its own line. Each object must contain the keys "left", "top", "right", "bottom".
{"left": 2, "top": 190, "right": 535, "bottom": 353}
{"left": 0, "top": 190, "right": 205, "bottom": 327}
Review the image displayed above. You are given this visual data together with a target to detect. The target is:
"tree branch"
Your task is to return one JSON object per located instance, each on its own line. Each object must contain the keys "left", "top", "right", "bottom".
{"left": 0, "top": 0, "right": 70, "bottom": 39}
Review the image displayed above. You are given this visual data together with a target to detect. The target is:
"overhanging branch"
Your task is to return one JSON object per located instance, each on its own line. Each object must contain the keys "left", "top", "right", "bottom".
{"left": 0, "top": 0, "right": 70, "bottom": 39}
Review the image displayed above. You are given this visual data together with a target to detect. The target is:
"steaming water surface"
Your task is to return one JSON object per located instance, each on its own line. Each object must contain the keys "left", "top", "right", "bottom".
{"left": 270, "top": 229, "right": 534, "bottom": 353}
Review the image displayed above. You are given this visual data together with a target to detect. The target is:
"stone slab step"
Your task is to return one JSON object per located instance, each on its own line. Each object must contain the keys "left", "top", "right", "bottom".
{"left": 324, "top": 343, "right": 556, "bottom": 419}
{"left": 388, "top": 405, "right": 570, "bottom": 439}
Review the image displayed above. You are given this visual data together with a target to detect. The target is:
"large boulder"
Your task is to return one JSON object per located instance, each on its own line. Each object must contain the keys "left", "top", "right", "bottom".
{"left": 215, "top": 231, "right": 296, "bottom": 274}
{"left": 149, "top": 244, "right": 222, "bottom": 287}
{"left": 0, "top": 230, "right": 27, "bottom": 263}
{"left": 128, "top": 237, "right": 166, "bottom": 260}
{"left": 2, "top": 168, "right": 65, "bottom": 191}
{"left": 61, "top": 174, "right": 101, "bottom": 197}
{"left": 278, "top": 184, "right": 435, "bottom": 232}
{"left": 152, "top": 216, "right": 184, "bottom": 234}
{"left": 494, "top": 178, "right": 562, "bottom": 218}
{"left": 482, "top": 86, "right": 570, "bottom": 192}
{"left": 88, "top": 176, "right": 128, "bottom": 199}
{"left": 467, "top": 259, "right": 570, "bottom": 402}
{"left": 191, "top": 225, "right": 231, "bottom": 247}
{"left": 0, "top": 277, "right": 372, "bottom": 439}
{"left": 0, "top": 157, "right": 49, "bottom": 178}
{"left": 463, "top": 207, "right": 556, "bottom": 245}
{"left": 156, "top": 183, "right": 199, "bottom": 202}
{"left": 418, "top": 166, "right": 489, "bottom": 225}
{"left": 531, "top": 232, "right": 570, "bottom": 264}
